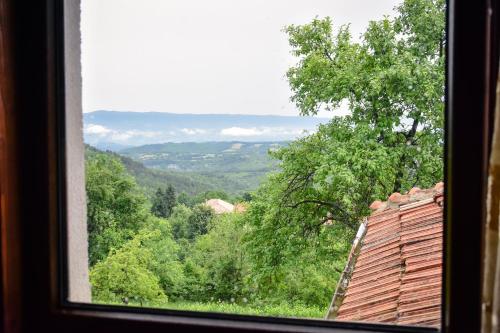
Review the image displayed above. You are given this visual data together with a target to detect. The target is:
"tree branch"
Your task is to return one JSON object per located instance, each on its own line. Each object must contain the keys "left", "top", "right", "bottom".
{"left": 285, "top": 199, "right": 357, "bottom": 230}
{"left": 286, "top": 199, "right": 340, "bottom": 209}
{"left": 323, "top": 48, "right": 334, "bottom": 62}
{"left": 405, "top": 116, "right": 420, "bottom": 141}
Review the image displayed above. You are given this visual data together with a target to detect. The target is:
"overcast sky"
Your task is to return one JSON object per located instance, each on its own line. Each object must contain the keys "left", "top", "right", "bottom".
{"left": 81, "top": 0, "right": 401, "bottom": 116}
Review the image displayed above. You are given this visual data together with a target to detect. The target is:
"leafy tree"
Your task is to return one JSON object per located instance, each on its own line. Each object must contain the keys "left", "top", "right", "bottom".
{"left": 188, "top": 214, "right": 248, "bottom": 302}
{"left": 284, "top": 0, "right": 444, "bottom": 194}
{"left": 241, "top": 192, "right": 253, "bottom": 202}
{"left": 197, "top": 190, "right": 231, "bottom": 203}
{"left": 89, "top": 230, "right": 166, "bottom": 305}
{"left": 142, "top": 218, "right": 185, "bottom": 299}
{"left": 244, "top": 207, "right": 352, "bottom": 307}
{"left": 151, "top": 185, "right": 176, "bottom": 218}
{"left": 168, "top": 204, "right": 193, "bottom": 240}
{"left": 151, "top": 188, "right": 166, "bottom": 217}
{"left": 177, "top": 192, "right": 195, "bottom": 208}
{"left": 177, "top": 257, "right": 206, "bottom": 300}
{"left": 178, "top": 190, "right": 232, "bottom": 208}
{"left": 164, "top": 185, "right": 177, "bottom": 216}
{"left": 86, "top": 153, "right": 150, "bottom": 266}
{"left": 187, "top": 204, "right": 215, "bottom": 240}
{"left": 243, "top": 0, "right": 444, "bottom": 283}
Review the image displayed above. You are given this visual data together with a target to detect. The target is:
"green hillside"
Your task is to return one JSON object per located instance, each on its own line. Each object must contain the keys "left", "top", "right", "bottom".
{"left": 119, "top": 142, "right": 284, "bottom": 195}
{"left": 85, "top": 143, "right": 279, "bottom": 197}
{"left": 120, "top": 141, "right": 284, "bottom": 172}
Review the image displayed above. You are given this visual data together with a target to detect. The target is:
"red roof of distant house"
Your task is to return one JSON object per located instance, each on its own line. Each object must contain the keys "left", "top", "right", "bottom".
{"left": 204, "top": 199, "right": 235, "bottom": 214}
{"left": 326, "top": 182, "right": 444, "bottom": 328}
{"left": 233, "top": 203, "right": 248, "bottom": 213}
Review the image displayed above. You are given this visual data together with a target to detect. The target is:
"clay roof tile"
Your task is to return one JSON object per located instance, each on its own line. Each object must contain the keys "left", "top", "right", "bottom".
{"left": 327, "top": 183, "right": 444, "bottom": 328}
{"left": 408, "top": 187, "right": 421, "bottom": 195}
{"left": 370, "top": 200, "right": 384, "bottom": 210}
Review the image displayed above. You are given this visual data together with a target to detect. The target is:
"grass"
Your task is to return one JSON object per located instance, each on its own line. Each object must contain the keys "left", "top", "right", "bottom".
{"left": 95, "top": 300, "right": 326, "bottom": 319}
{"left": 158, "top": 301, "right": 326, "bottom": 319}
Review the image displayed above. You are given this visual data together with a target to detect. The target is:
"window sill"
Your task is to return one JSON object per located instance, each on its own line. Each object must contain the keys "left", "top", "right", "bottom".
{"left": 56, "top": 302, "right": 439, "bottom": 333}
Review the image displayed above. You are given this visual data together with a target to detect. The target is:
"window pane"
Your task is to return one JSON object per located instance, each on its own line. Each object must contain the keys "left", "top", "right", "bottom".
{"left": 65, "top": 0, "right": 445, "bottom": 328}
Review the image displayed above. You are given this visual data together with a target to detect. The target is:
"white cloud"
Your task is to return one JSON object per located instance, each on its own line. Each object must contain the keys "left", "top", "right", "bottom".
{"left": 110, "top": 132, "right": 133, "bottom": 141}
{"left": 220, "top": 127, "right": 266, "bottom": 137}
{"left": 181, "top": 128, "right": 207, "bottom": 135}
{"left": 220, "top": 126, "right": 307, "bottom": 137}
{"left": 109, "top": 130, "right": 162, "bottom": 142}
{"left": 126, "top": 130, "right": 162, "bottom": 138}
{"left": 84, "top": 124, "right": 112, "bottom": 136}
{"left": 84, "top": 124, "right": 162, "bottom": 143}
{"left": 84, "top": 124, "right": 319, "bottom": 145}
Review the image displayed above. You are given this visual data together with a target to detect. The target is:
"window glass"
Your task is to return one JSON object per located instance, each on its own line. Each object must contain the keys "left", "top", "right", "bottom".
{"left": 67, "top": 0, "right": 446, "bottom": 328}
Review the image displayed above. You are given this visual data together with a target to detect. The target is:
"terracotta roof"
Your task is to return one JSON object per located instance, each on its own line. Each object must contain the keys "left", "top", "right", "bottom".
{"left": 204, "top": 199, "right": 235, "bottom": 214}
{"left": 233, "top": 203, "right": 248, "bottom": 213}
{"left": 326, "top": 182, "right": 444, "bottom": 328}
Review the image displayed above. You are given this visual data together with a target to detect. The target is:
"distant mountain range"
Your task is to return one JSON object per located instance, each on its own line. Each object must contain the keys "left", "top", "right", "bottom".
{"left": 83, "top": 111, "right": 330, "bottom": 149}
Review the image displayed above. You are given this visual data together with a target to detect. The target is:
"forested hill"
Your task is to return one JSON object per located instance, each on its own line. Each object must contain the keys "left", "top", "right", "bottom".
{"left": 85, "top": 143, "right": 280, "bottom": 197}
{"left": 119, "top": 141, "right": 283, "bottom": 172}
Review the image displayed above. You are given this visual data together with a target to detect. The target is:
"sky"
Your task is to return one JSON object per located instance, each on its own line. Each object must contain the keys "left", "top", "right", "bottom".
{"left": 81, "top": 0, "right": 401, "bottom": 117}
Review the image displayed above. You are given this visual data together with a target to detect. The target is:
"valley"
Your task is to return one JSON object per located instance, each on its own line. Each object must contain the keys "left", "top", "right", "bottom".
{"left": 87, "top": 141, "right": 285, "bottom": 198}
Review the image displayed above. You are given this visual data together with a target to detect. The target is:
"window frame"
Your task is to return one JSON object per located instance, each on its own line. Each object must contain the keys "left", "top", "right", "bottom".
{"left": 1, "top": 0, "right": 497, "bottom": 332}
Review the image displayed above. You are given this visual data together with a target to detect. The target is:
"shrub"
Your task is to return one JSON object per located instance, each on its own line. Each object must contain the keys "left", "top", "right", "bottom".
{"left": 90, "top": 231, "right": 166, "bottom": 305}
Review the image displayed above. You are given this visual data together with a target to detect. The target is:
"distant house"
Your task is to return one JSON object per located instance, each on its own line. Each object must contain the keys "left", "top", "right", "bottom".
{"left": 204, "top": 199, "right": 235, "bottom": 214}
{"left": 326, "top": 182, "right": 444, "bottom": 328}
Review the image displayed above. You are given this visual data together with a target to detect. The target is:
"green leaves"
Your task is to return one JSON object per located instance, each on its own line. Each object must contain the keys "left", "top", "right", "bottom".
{"left": 186, "top": 214, "right": 248, "bottom": 302}
{"left": 151, "top": 185, "right": 177, "bottom": 218}
{"left": 90, "top": 230, "right": 166, "bottom": 305}
{"left": 86, "top": 152, "right": 150, "bottom": 266}
{"left": 286, "top": 21, "right": 357, "bottom": 116}
{"left": 187, "top": 204, "right": 215, "bottom": 240}
{"left": 285, "top": 17, "right": 335, "bottom": 57}
{"left": 243, "top": 0, "right": 445, "bottom": 301}
{"left": 283, "top": 0, "right": 444, "bottom": 193}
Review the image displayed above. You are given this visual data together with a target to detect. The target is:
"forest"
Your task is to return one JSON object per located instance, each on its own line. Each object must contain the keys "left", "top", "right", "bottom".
{"left": 119, "top": 141, "right": 284, "bottom": 196}
{"left": 86, "top": 0, "right": 445, "bottom": 319}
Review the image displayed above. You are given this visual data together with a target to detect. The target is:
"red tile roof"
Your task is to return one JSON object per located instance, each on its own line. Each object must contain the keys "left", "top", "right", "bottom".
{"left": 204, "top": 199, "right": 235, "bottom": 214}
{"left": 326, "top": 183, "right": 444, "bottom": 328}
